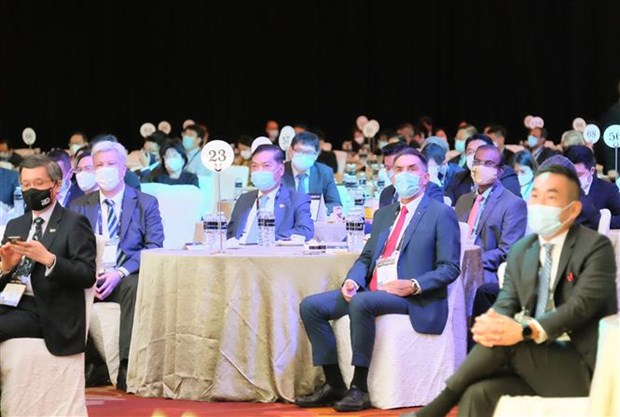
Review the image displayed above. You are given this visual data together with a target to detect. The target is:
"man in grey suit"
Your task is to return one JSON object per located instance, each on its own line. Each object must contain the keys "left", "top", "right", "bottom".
{"left": 228, "top": 144, "right": 314, "bottom": 242}
{"left": 296, "top": 148, "right": 461, "bottom": 412}
{"left": 455, "top": 145, "right": 527, "bottom": 284}
{"left": 281, "top": 131, "right": 341, "bottom": 215}
{"left": 403, "top": 165, "right": 617, "bottom": 417}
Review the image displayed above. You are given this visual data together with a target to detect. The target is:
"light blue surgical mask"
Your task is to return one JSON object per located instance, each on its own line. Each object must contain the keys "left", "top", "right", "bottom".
{"left": 394, "top": 172, "right": 422, "bottom": 199}
{"left": 527, "top": 202, "right": 574, "bottom": 238}
{"left": 292, "top": 153, "right": 316, "bottom": 172}
{"left": 251, "top": 170, "right": 277, "bottom": 191}
{"left": 527, "top": 135, "right": 539, "bottom": 148}
{"left": 182, "top": 135, "right": 196, "bottom": 151}
{"left": 455, "top": 139, "right": 466, "bottom": 153}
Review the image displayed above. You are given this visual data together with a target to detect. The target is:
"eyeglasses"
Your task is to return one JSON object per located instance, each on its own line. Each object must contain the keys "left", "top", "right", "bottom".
{"left": 293, "top": 149, "right": 317, "bottom": 157}
{"left": 472, "top": 159, "right": 499, "bottom": 168}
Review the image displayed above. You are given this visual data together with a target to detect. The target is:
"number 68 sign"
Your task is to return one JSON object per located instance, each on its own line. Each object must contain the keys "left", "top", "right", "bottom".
{"left": 201, "top": 140, "right": 235, "bottom": 172}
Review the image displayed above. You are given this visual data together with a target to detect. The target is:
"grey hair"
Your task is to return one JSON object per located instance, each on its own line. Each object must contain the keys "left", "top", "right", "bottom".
{"left": 92, "top": 140, "right": 128, "bottom": 165}
{"left": 561, "top": 130, "right": 585, "bottom": 148}
{"left": 19, "top": 154, "right": 63, "bottom": 182}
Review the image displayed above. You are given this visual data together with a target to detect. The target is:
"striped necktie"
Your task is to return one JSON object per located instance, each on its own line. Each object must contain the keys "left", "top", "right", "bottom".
{"left": 14, "top": 217, "right": 45, "bottom": 277}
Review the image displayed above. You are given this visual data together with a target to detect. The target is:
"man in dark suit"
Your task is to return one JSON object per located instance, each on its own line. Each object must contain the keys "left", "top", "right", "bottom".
{"left": 565, "top": 145, "right": 620, "bottom": 229}
{"left": 0, "top": 138, "right": 24, "bottom": 169}
{"left": 0, "top": 155, "right": 96, "bottom": 355}
{"left": 527, "top": 127, "right": 557, "bottom": 166}
{"left": 281, "top": 131, "right": 341, "bottom": 215}
{"left": 404, "top": 165, "right": 617, "bottom": 417}
{"left": 296, "top": 148, "right": 461, "bottom": 412}
{"left": 0, "top": 166, "right": 19, "bottom": 207}
{"left": 485, "top": 125, "right": 514, "bottom": 166}
{"left": 70, "top": 140, "right": 164, "bottom": 391}
{"left": 228, "top": 144, "right": 314, "bottom": 242}
{"left": 445, "top": 134, "right": 521, "bottom": 206}
{"left": 48, "top": 148, "right": 84, "bottom": 206}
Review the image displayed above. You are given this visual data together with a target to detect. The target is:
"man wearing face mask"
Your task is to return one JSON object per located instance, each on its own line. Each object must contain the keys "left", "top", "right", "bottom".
{"left": 281, "top": 131, "right": 341, "bottom": 215}
{"left": 296, "top": 148, "right": 461, "bottom": 412}
{"left": 68, "top": 132, "right": 89, "bottom": 158}
{"left": 564, "top": 145, "right": 620, "bottom": 229}
{"left": 449, "top": 125, "right": 477, "bottom": 168}
{"left": 0, "top": 155, "right": 96, "bottom": 356}
{"left": 406, "top": 165, "right": 617, "bottom": 417}
{"left": 153, "top": 142, "right": 199, "bottom": 186}
{"left": 48, "top": 149, "right": 83, "bottom": 206}
{"left": 69, "top": 140, "right": 164, "bottom": 391}
{"left": 0, "top": 138, "right": 24, "bottom": 169}
{"left": 527, "top": 127, "right": 557, "bottom": 166}
{"left": 445, "top": 134, "right": 521, "bottom": 207}
{"left": 182, "top": 124, "right": 209, "bottom": 176}
{"left": 233, "top": 135, "right": 253, "bottom": 168}
{"left": 227, "top": 144, "right": 314, "bottom": 243}
{"left": 421, "top": 138, "right": 465, "bottom": 192}
{"left": 74, "top": 150, "right": 99, "bottom": 194}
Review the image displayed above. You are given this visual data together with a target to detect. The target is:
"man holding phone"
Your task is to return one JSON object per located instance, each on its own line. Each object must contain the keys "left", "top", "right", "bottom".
{"left": 0, "top": 154, "right": 96, "bottom": 356}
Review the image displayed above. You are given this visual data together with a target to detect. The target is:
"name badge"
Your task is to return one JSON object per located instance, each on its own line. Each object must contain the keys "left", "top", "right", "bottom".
{"left": 375, "top": 255, "right": 398, "bottom": 287}
{"left": 102, "top": 240, "right": 119, "bottom": 270}
{"left": 0, "top": 282, "right": 26, "bottom": 307}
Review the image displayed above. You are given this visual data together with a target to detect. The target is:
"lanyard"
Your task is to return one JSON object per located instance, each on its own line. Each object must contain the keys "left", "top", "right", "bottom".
{"left": 471, "top": 186, "right": 494, "bottom": 238}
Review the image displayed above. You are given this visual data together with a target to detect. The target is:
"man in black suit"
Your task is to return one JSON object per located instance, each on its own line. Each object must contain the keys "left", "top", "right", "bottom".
{"left": 445, "top": 134, "right": 521, "bottom": 206}
{"left": 527, "top": 127, "right": 557, "bottom": 166}
{"left": 48, "top": 148, "right": 84, "bottom": 206}
{"left": 485, "top": 125, "right": 514, "bottom": 166}
{"left": 0, "top": 155, "right": 96, "bottom": 355}
{"left": 403, "top": 165, "right": 617, "bottom": 417}
{"left": 565, "top": 145, "right": 620, "bottom": 229}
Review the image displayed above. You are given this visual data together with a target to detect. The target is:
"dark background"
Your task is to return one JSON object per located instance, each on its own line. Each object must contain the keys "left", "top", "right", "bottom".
{"left": 1, "top": 0, "right": 619, "bottom": 153}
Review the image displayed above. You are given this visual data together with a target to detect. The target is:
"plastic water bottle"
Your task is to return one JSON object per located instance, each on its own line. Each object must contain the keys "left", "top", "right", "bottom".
{"left": 234, "top": 177, "right": 243, "bottom": 200}
{"left": 345, "top": 206, "right": 365, "bottom": 252}
{"left": 13, "top": 186, "right": 24, "bottom": 216}
{"left": 215, "top": 211, "right": 228, "bottom": 250}
{"left": 258, "top": 210, "right": 276, "bottom": 247}
{"left": 203, "top": 214, "right": 218, "bottom": 248}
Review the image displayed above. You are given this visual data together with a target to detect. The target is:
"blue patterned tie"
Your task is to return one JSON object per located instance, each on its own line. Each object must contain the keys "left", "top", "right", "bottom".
{"left": 104, "top": 199, "right": 119, "bottom": 239}
{"left": 535, "top": 243, "right": 554, "bottom": 318}
{"left": 297, "top": 173, "right": 307, "bottom": 194}
{"left": 14, "top": 217, "right": 44, "bottom": 277}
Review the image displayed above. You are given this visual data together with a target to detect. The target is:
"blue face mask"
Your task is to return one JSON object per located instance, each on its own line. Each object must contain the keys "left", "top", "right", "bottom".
{"left": 455, "top": 139, "right": 466, "bottom": 153}
{"left": 182, "top": 135, "right": 196, "bottom": 151}
{"left": 527, "top": 135, "right": 539, "bottom": 148}
{"left": 394, "top": 172, "right": 422, "bottom": 199}
{"left": 251, "top": 170, "right": 277, "bottom": 191}
{"left": 292, "top": 153, "right": 316, "bottom": 172}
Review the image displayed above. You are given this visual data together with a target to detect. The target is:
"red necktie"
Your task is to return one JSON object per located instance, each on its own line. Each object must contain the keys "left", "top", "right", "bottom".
{"left": 369, "top": 206, "right": 409, "bottom": 291}
{"left": 466, "top": 194, "right": 483, "bottom": 238}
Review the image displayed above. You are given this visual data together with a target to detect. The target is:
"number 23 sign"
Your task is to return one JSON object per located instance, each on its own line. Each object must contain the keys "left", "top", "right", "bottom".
{"left": 201, "top": 140, "right": 235, "bottom": 172}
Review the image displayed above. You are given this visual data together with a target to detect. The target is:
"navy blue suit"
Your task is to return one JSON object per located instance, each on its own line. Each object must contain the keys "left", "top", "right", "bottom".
{"left": 69, "top": 186, "right": 164, "bottom": 359}
{"left": 300, "top": 192, "right": 461, "bottom": 367}
{"left": 282, "top": 161, "right": 342, "bottom": 214}
{"left": 584, "top": 176, "right": 620, "bottom": 229}
{"left": 227, "top": 185, "right": 314, "bottom": 241}
{"left": 378, "top": 182, "right": 445, "bottom": 208}
{"left": 0, "top": 167, "right": 18, "bottom": 206}
{"left": 445, "top": 166, "right": 521, "bottom": 207}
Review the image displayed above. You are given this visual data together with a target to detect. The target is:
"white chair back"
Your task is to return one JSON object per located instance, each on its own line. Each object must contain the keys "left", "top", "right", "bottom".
{"left": 333, "top": 150, "right": 348, "bottom": 174}
{"left": 458, "top": 221, "right": 469, "bottom": 263}
{"left": 497, "top": 261, "right": 507, "bottom": 288}
{"left": 598, "top": 208, "right": 611, "bottom": 236}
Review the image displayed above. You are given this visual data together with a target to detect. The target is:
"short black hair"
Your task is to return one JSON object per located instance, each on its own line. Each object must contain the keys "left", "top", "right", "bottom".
{"left": 291, "top": 131, "right": 320, "bottom": 152}
{"left": 184, "top": 124, "right": 206, "bottom": 140}
{"left": 535, "top": 164, "right": 581, "bottom": 201}
{"left": 381, "top": 141, "right": 409, "bottom": 157}
{"left": 234, "top": 134, "right": 253, "bottom": 148}
{"left": 47, "top": 148, "right": 72, "bottom": 170}
{"left": 160, "top": 141, "right": 188, "bottom": 168}
{"left": 90, "top": 133, "right": 119, "bottom": 147}
{"left": 486, "top": 125, "right": 507, "bottom": 139}
{"left": 465, "top": 133, "right": 494, "bottom": 149}
{"left": 563, "top": 145, "right": 596, "bottom": 170}
{"left": 393, "top": 147, "right": 428, "bottom": 171}
{"left": 421, "top": 142, "right": 446, "bottom": 165}
{"left": 70, "top": 131, "right": 89, "bottom": 142}
{"left": 145, "top": 131, "right": 168, "bottom": 148}
{"left": 512, "top": 150, "right": 538, "bottom": 171}
{"left": 19, "top": 154, "right": 63, "bottom": 183}
{"left": 531, "top": 127, "right": 548, "bottom": 139}
{"left": 75, "top": 149, "right": 92, "bottom": 166}
{"left": 253, "top": 144, "right": 284, "bottom": 164}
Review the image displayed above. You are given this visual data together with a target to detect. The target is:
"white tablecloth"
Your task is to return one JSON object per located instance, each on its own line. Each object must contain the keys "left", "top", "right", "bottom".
{"left": 126, "top": 246, "right": 358, "bottom": 402}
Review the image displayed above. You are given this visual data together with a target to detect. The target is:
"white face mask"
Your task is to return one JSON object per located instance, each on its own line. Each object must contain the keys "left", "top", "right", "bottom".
{"left": 95, "top": 166, "right": 122, "bottom": 191}
{"left": 240, "top": 149, "right": 252, "bottom": 160}
{"left": 165, "top": 156, "right": 184, "bottom": 173}
{"left": 70, "top": 143, "right": 83, "bottom": 154}
{"left": 579, "top": 171, "right": 593, "bottom": 191}
{"left": 76, "top": 171, "right": 97, "bottom": 192}
{"left": 466, "top": 154, "right": 475, "bottom": 170}
{"left": 527, "top": 202, "right": 574, "bottom": 238}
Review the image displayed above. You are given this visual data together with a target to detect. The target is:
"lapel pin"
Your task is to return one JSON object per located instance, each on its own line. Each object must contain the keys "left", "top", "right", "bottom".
{"left": 279, "top": 204, "right": 285, "bottom": 208}
{"left": 566, "top": 272, "right": 574, "bottom": 282}
{"left": 49, "top": 228, "right": 56, "bottom": 233}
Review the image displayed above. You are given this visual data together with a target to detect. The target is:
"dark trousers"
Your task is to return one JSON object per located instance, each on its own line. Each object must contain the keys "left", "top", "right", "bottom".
{"left": 467, "top": 283, "right": 500, "bottom": 351}
{"left": 99, "top": 273, "right": 138, "bottom": 361}
{"left": 299, "top": 289, "right": 409, "bottom": 368}
{"left": 447, "top": 341, "right": 591, "bottom": 417}
{"left": 0, "top": 296, "right": 42, "bottom": 341}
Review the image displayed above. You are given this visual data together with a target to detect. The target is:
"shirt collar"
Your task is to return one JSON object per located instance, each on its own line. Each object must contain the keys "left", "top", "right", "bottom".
{"left": 32, "top": 200, "right": 57, "bottom": 225}
{"left": 399, "top": 192, "right": 424, "bottom": 214}
{"left": 99, "top": 184, "right": 125, "bottom": 207}
{"left": 258, "top": 185, "right": 279, "bottom": 201}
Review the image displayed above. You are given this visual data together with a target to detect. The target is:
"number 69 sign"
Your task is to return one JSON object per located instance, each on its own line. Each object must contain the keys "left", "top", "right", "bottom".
{"left": 201, "top": 140, "right": 235, "bottom": 172}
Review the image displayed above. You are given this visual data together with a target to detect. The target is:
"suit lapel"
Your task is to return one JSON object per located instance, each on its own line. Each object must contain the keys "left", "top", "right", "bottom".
{"left": 120, "top": 187, "right": 137, "bottom": 242}
{"left": 39, "top": 204, "right": 63, "bottom": 250}
{"left": 309, "top": 164, "right": 319, "bottom": 194}
{"left": 14, "top": 211, "right": 33, "bottom": 240}
{"left": 84, "top": 192, "right": 100, "bottom": 230}
{"left": 552, "top": 225, "right": 577, "bottom": 293}
{"left": 274, "top": 185, "right": 288, "bottom": 231}
{"left": 372, "top": 203, "right": 399, "bottom": 262}
{"left": 522, "top": 239, "right": 541, "bottom": 313}
{"left": 400, "top": 194, "right": 431, "bottom": 252}
{"left": 476, "top": 184, "right": 504, "bottom": 231}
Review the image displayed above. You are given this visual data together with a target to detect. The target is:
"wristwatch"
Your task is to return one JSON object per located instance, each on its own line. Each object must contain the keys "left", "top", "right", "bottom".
{"left": 410, "top": 279, "right": 420, "bottom": 295}
{"left": 522, "top": 323, "right": 533, "bottom": 341}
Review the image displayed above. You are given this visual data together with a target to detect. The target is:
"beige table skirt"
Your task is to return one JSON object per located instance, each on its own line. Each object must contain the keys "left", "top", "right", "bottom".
{"left": 126, "top": 246, "right": 358, "bottom": 402}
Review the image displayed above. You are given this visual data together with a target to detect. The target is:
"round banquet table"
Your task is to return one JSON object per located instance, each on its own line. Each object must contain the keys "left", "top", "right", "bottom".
{"left": 126, "top": 246, "right": 358, "bottom": 402}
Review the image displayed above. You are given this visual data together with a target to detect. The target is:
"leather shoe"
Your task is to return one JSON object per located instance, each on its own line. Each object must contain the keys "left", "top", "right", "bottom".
{"left": 116, "top": 359, "right": 128, "bottom": 392}
{"left": 294, "top": 383, "right": 346, "bottom": 407}
{"left": 85, "top": 362, "right": 111, "bottom": 387}
{"left": 333, "top": 386, "right": 371, "bottom": 412}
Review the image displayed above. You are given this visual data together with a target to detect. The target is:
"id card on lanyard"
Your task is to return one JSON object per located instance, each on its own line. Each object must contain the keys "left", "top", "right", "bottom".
{"left": 375, "top": 252, "right": 399, "bottom": 286}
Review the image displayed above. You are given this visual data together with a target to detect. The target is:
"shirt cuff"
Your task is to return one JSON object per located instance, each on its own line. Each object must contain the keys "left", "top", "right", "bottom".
{"left": 45, "top": 255, "right": 57, "bottom": 276}
{"left": 344, "top": 278, "right": 359, "bottom": 290}
{"left": 118, "top": 267, "right": 130, "bottom": 279}
{"left": 529, "top": 319, "right": 548, "bottom": 343}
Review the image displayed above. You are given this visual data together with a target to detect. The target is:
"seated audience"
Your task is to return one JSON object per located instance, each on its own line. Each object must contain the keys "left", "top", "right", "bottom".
{"left": 527, "top": 127, "right": 557, "bottom": 165}
{"left": 445, "top": 134, "right": 521, "bottom": 206}
{"left": 153, "top": 142, "right": 199, "bottom": 187}
{"left": 70, "top": 140, "right": 164, "bottom": 391}
{"left": 485, "top": 125, "right": 514, "bottom": 165}
{"left": 68, "top": 131, "right": 89, "bottom": 158}
{"left": 281, "top": 131, "right": 341, "bottom": 214}
{"left": 449, "top": 125, "right": 478, "bottom": 167}
{"left": 131, "top": 131, "right": 167, "bottom": 182}
{"left": 0, "top": 138, "right": 24, "bottom": 169}
{"left": 227, "top": 144, "right": 314, "bottom": 242}
{"left": 405, "top": 165, "right": 617, "bottom": 417}
{"left": 90, "top": 133, "right": 141, "bottom": 190}
{"left": 296, "top": 148, "right": 460, "bottom": 412}
{"left": 512, "top": 150, "right": 538, "bottom": 201}
{"left": 74, "top": 150, "right": 99, "bottom": 194}
{"left": 0, "top": 166, "right": 19, "bottom": 207}
{"left": 0, "top": 155, "right": 96, "bottom": 357}
{"left": 565, "top": 144, "right": 620, "bottom": 229}
{"left": 182, "top": 124, "right": 209, "bottom": 176}
{"left": 47, "top": 149, "right": 83, "bottom": 206}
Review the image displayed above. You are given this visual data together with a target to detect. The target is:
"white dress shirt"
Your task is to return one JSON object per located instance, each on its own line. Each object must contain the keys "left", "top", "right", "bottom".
{"left": 239, "top": 187, "right": 278, "bottom": 243}
{"left": 23, "top": 201, "right": 58, "bottom": 295}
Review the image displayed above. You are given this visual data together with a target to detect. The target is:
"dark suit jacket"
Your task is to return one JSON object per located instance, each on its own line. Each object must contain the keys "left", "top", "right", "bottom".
{"left": 378, "top": 182, "right": 445, "bottom": 208}
{"left": 282, "top": 161, "right": 342, "bottom": 213}
{"left": 69, "top": 186, "right": 164, "bottom": 275}
{"left": 61, "top": 182, "right": 85, "bottom": 207}
{"left": 495, "top": 224, "right": 617, "bottom": 371}
{"left": 227, "top": 185, "right": 314, "bottom": 241}
{"left": 533, "top": 146, "right": 558, "bottom": 166}
{"left": 0, "top": 167, "right": 19, "bottom": 206}
{"left": 455, "top": 183, "right": 527, "bottom": 283}
{"left": 346, "top": 194, "right": 461, "bottom": 334}
{"left": 316, "top": 151, "right": 338, "bottom": 173}
{"left": 445, "top": 166, "right": 522, "bottom": 207}
{"left": 0, "top": 204, "right": 96, "bottom": 356}
{"left": 585, "top": 176, "right": 620, "bottom": 229}
{"left": 440, "top": 162, "right": 466, "bottom": 194}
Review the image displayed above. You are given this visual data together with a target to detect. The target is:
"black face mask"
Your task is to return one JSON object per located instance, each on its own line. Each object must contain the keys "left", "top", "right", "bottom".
{"left": 23, "top": 187, "right": 53, "bottom": 211}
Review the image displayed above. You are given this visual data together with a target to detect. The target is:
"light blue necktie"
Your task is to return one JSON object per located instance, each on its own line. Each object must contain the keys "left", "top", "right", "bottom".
{"left": 297, "top": 173, "right": 308, "bottom": 194}
{"left": 535, "top": 243, "right": 554, "bottom": 318}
